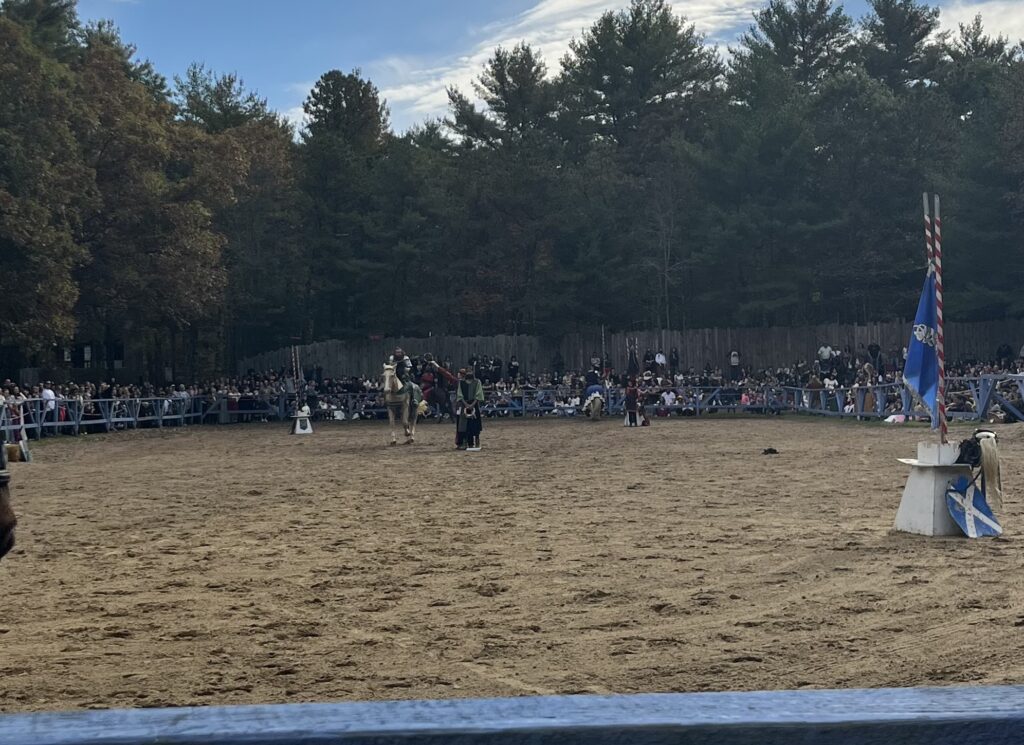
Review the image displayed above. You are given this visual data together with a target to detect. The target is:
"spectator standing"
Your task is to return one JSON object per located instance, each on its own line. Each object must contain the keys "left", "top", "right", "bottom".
{"left": 887, "top": 345, "right": 901, "bottom": 373}
{"left": 655, "top": 349, "right": 667, "bottom": 375}
{"left": 817, "top": 342, "right": 833, "bottom": 373}
{"left": 867, "top": 342, "right": 882, "bottom": 372}
{"left": 41, "top": 381, "right": 56, "bottom": 435}
{"left": 669, "top": 348, "right": 680, "bottom": 376}
{"left": 507, "top": 355, "right": 520, "bottom": 383}
{"left": 806, "top": 373, "right": 824, "bottom": 409}
{"left": 475, "top": 354, "right": 489, "bottom": 381}
{"left": 729, "top": 350, "right": 741, "bottom": 382}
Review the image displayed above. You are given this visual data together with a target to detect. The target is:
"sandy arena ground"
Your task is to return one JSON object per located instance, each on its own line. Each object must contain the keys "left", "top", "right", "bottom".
{"left": 2, "top": 416, "right": 1024, "bottom": 713}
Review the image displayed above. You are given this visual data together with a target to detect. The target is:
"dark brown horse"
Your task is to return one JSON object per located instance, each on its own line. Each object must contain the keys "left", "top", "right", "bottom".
{"left": 0, "top": 440, "right": 17, "bottom": 561}
{"left": 425, "top": 380, "right": 455, "bottom": 422}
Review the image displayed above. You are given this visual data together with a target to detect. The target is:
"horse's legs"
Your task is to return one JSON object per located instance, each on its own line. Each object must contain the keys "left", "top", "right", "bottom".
{"left": 398, "top": 396, "right": 414, "bottom": 443}
{"left": 387, "top": 407, "right": 397, "bottom": 445}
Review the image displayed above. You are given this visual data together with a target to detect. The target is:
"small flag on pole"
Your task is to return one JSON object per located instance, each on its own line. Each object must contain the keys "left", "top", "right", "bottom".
{"left": 903, "top": 265, "right": 940, "bottom": 427}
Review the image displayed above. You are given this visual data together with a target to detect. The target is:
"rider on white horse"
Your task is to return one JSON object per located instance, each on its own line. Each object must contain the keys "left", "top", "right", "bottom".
{"left": 389, "top": 347, "right": 414, "bottom": 386}
{"left": 388, "top": 347, "right": 423, "bottom": 409}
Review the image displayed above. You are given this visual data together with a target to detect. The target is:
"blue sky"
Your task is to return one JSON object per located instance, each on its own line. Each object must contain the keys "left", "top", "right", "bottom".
{"left": 77, "top": 0, "right": 1023, "bottom": 132}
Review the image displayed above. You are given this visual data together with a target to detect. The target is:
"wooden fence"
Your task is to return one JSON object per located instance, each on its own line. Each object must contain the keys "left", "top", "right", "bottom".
{"left": 5, "top": 686, "right": 1024, "bottom": 744}
{"left": 237, "top": 319, "right": 1024, "bottom": 378}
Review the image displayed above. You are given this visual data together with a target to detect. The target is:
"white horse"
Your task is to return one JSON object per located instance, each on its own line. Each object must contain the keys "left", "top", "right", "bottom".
{"left": 382, "top": 364, "right": 419, "bottom": 446}
{"left": 584, "top": 391, "right": 604, "bottom": 420}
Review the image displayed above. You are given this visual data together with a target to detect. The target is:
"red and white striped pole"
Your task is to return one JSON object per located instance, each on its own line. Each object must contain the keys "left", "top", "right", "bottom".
{"left": 922, "top": 193, "right": 935, "bottom": 268}
{"left": 292, "top": 345, "right": 302, "bottom": 402}
{"left": 932, "top": 194, "right": 948, "bottom": 444}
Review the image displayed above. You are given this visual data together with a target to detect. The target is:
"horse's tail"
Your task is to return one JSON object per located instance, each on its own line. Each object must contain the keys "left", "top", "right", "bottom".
{"left": 979, "top": 435, "right": 1002, "bottom": 509}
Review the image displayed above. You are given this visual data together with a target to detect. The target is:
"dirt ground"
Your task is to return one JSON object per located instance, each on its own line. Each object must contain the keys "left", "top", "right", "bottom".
{"left": 2, "top": 415, "right": 1024, "bottom": 713}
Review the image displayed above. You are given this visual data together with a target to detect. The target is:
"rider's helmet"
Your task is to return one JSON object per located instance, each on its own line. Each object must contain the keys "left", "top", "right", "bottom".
{"left": 393, "top": 347, "right": 405, "bottom": 359}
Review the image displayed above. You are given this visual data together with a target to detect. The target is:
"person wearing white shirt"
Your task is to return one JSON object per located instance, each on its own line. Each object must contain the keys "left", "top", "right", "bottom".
{"left": 41, "top": 383, "right": 56, "bottom": 411}
{"left": 40, "top": 382, "right": 57, "bottom": 436}
{"left": 661, "top": 389, "right": 676, "bottom": 407}
{"left": 817, "top": 344, "right": 834, "bottom": 375}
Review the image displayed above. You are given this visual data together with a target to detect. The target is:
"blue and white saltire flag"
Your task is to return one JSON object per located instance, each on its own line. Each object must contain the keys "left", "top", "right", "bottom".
{"left": 903, "top": 267, "right": 939, "bottom": 427}
{"left": 946, "top": 476, "right": 1002, "bottom": 538}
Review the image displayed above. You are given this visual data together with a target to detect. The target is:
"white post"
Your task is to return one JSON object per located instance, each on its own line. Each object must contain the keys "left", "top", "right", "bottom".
{"left": 894, "top": 442, "right": 968, "bottom": 536}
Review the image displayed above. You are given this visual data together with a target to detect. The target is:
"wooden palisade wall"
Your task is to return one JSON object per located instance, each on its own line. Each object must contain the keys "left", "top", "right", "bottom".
{"left": 238, "top": 319, "right": 1024, "bottom": 378}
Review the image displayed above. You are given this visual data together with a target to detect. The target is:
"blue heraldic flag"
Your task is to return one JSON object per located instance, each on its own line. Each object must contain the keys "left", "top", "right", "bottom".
{"left": 903, "top": 269, "right": 939, "bottom": 428}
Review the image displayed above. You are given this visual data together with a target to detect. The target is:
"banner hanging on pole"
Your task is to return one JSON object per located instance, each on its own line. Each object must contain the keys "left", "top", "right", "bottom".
{"left": 903, "top": 193, "right": 943, "bottom": 433}
{"left": 903, "top": 269, "right": 940, "bottom": 428}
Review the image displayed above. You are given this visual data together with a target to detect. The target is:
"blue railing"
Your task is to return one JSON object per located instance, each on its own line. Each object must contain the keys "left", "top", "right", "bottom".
{"left": 3, "top": 375, "right": 1020, "bottom": 439}
{"left": 4, "top": 686, "right": 1024, "bottom": 744}
{"left": 0, "top": 396, "right": 212, "bottom": 438}
{"left": 779, "top": 375, "right": 1024, "bottom": 421}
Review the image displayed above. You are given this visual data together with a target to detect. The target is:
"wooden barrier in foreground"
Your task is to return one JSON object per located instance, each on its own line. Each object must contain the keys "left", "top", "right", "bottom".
{"left": 4, "top": 686, "right": 1024, "bottom": 744}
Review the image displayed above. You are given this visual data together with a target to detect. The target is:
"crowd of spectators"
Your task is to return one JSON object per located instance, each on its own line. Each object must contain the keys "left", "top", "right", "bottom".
{"left": 3, "top": 341, "right": 1024, "bottom": 433}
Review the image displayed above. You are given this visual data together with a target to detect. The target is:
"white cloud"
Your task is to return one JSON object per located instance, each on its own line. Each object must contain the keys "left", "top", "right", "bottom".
{"left": 283, "top": 105, "right": 307, "bottom": 134}
{"left": 283, "top": 0, "right": 1023, "bottom": 134}
{"left": 939, "top": 1, "right": 1024, "bottom": 43}
{"left": 285, "top": 81, "right": 315, "bottom": 97}
{"left": 373, "top": 0, "right": 762, "bottom": 131}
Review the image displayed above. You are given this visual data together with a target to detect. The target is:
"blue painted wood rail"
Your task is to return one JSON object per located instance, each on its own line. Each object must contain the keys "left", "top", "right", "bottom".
{"left": 2, "top": 374, "right": 1022, "bottom": 439}
{"left": 4, "top": 686, "right": 1024, "bottom": 744}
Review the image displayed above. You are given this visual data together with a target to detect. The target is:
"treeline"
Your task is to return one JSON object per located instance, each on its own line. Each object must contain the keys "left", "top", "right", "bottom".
{"left": 1, "top": 0, "right": 1022, "bottom": 378}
